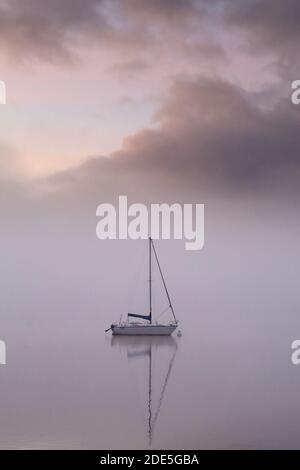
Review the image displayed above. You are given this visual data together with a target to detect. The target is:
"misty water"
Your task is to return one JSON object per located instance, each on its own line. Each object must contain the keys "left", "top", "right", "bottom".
{"left": 0, "top": 194, "right": 299, "bottom": 449}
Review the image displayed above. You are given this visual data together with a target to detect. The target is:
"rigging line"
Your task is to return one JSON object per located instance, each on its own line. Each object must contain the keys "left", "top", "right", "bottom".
{"left": 155, "top": 305, "right": 171, "bottom": 320}
{"left": 150, "top": 239, "right": 178, "bottom": 323}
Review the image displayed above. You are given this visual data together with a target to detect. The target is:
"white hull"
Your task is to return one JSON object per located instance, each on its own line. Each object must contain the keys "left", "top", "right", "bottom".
{"left": 112, "top": 324, "right": 177, "bottom": 336}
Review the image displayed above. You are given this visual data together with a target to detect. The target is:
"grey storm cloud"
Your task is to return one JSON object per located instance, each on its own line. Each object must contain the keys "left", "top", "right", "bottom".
{"left": 215, "top": 0, "right": 300, "bottom": 76}
{"left": 0, "top": 0, "right": 299, "bottom": 64}
{"left": 109, "top": 59, "right": 149, "bottom": 79}
{"left": 0, "top": 0, "right": 107, "bottom": 60}
{"left": 0, "top": 0, "right": 206, "bottom": 61}
{"left": 221, "top": 0, "right": 300, "bottom": 50}
{"left": 120, "top": 0, "right": 200, "bottom": 21}
{"left": 50, "top": 77, "right": 300, "bottom": 196}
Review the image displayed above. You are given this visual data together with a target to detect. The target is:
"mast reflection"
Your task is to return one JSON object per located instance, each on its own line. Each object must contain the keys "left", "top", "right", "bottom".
{"left": 110, "top": 336, "right": 178, "bottom": 446}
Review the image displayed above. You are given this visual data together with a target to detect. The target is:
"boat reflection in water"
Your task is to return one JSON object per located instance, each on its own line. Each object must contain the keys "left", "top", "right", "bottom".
{"left": 110, "top": 336, "right": 178, "bottom": 446}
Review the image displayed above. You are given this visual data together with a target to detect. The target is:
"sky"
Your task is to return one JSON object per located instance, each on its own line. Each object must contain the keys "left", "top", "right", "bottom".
{"left": 0, "top": 0, "right": 299, "bottom": 316}
{"left": 0, "top": 0, "right": 299, "bottom": 188}
{"left": 0, "top": 0, "right": 298, "bottom": 327}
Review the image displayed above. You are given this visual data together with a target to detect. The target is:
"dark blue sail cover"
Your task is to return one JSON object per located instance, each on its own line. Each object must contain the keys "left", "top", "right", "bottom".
{"left": 128, "top": 312, "right": 151, "bottom": 322}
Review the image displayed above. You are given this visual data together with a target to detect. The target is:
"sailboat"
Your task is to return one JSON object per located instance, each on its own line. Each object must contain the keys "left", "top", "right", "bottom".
{"left": 106, "top": 237, "right": 178, "bottom": 336}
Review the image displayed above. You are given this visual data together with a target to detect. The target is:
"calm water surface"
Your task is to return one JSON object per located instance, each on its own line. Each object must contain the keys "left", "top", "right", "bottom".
{"left": 0, "top": 203, "right": 299, "bottom": 449}
{"left": 0, "top": 308, "right": 299, "bottom": 449}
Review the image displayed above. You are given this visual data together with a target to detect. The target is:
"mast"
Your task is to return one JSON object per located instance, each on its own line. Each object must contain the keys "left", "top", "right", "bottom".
{"left": 151, "top": 239, "right": 177, "bottom": 324}
{"left": 149, "top": 236, "right": 152, "bottom": 324}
